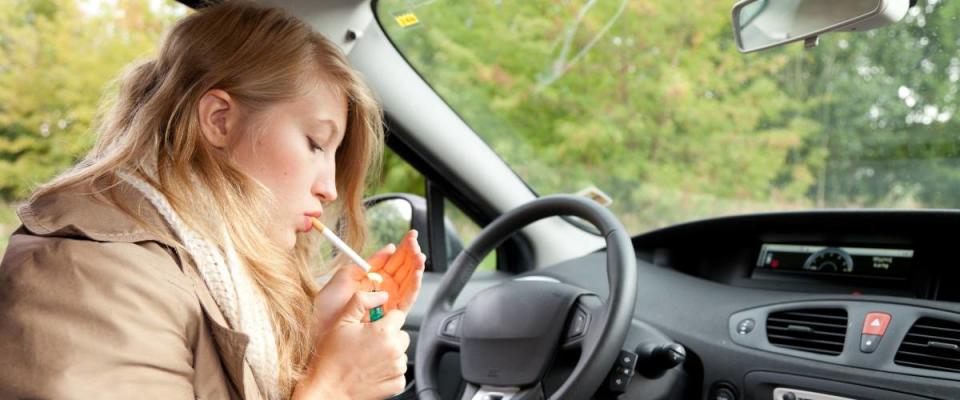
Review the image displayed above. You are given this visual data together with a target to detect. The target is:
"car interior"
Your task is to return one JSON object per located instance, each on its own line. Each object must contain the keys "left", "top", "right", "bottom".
{"left": 82, "top": 0, "right": 960, "bottom": 398}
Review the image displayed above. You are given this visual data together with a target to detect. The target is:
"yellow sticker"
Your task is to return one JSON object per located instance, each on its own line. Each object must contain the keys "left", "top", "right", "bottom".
{"left": 394, "top": 12, "right": 420, "bottom": 28}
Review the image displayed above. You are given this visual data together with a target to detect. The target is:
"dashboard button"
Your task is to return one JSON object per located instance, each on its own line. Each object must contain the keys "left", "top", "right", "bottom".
{"left": 617, "top": 350, "right": 637, "bottom": 369}
{"left": 736, "top": 318, "right": 755, "bottom": 335}
{"left": 712, "top": 388, "right": 735, "bottom": 400}
{"left": 441, "top": 313, "right": 462, "bottom": 338}
{"left": 606, "top": 350, "right": 637, "bottom": 393}
{"left": 861, "top": 333, "right": 882, "bottom": 353}
{"left": 863, "top": 312, "right": 892, "bottom": 336}
{"left": 567, "top": 309, "right": 588, "bottom": 339}
{"left": 709, "top": 382, "right": 738, "bottom": 400}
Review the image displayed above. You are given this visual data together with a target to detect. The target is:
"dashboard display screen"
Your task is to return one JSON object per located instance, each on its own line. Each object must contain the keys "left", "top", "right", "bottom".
{"left": 756, "top": 244, "right": 913, "bottom": 279}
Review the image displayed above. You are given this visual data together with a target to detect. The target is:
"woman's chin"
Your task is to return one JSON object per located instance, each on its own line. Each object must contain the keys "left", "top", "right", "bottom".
{"left": 283, "top": 231, "right": 299, "bottom": 251}
{"left": 269, "top": 228, "right": 297, "bottom": 251}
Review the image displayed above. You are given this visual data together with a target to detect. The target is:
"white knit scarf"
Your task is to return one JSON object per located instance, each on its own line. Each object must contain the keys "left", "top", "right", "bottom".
{"left": 117, "top": 169, "right": 282, "bottom": 400}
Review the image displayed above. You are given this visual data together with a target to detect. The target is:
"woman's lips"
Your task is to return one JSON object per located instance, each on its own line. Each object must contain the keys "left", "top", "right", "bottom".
{"left": 299, "top": 212, "right": 322, "bottom": 233}
{"left": 297, "top": 216, "right": 312, "bottom": 233}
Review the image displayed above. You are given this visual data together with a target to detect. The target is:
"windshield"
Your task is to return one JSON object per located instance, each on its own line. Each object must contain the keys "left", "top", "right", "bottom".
{"left": 377, "top": 0, "right": 960, "bottom": 234}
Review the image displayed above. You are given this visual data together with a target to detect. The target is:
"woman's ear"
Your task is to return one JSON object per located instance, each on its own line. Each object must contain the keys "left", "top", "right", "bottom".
{"left": 197, "top": 89, "right": 239, "bottom": 149}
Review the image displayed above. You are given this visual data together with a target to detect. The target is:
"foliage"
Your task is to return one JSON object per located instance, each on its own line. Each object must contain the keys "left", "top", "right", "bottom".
{"left": 0, "top": 0, "right": 186, "bottom": 200}
{"left": 379, "top": 0, "right": 960, "bottom": 233}
{"left": 3, "top": 0, "right": 960, "bottom": 259}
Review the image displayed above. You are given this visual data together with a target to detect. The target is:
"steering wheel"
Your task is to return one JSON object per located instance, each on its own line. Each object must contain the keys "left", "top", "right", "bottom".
{"left": 415, "top": 195, "right": 637, "bottom": 400}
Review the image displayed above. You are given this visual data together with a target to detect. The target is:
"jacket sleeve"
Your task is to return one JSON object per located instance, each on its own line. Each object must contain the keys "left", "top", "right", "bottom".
{"left": 0, "top": 234, "right": 199, "bottom": 399}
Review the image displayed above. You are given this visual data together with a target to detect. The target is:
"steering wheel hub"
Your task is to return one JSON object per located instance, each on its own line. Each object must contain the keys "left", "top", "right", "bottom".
{"left": 460, "top": 280, "right": 588, "bottom": 386}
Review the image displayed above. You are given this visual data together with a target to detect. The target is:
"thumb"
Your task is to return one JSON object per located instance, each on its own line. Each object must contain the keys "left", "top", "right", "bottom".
{"left": 338, "top": 291, "right": 389, "bottom": 325}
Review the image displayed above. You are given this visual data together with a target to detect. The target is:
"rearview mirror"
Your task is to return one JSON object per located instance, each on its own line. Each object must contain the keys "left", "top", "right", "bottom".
{"left": 732, "top": 0, "right": 910, "bottom": 53}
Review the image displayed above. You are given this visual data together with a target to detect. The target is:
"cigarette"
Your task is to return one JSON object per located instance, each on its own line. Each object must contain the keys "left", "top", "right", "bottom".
{"left": 310, "top": 217, "right": 383, "bottom": 284}
{"left": 311, "top": 217, "right": 385, "bottom": 321}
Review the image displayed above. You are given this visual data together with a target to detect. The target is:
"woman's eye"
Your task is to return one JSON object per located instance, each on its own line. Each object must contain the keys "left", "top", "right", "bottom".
{"left": 307, "top": 137, "right": 325, "bottom": 153}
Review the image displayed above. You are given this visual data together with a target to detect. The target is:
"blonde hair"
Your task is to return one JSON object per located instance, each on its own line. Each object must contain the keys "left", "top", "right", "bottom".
{"left": 32, "top": 0, "right": 383, "bottom": 392}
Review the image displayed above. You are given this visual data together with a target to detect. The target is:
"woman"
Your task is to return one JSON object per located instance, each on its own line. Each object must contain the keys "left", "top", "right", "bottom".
{"left": 0, "top": 1, "right": 425, "bottom": 399}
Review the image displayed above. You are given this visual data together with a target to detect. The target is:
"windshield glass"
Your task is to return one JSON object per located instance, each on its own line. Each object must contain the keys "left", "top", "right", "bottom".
{"left": 376, "top": 0, "right": 960, "bottom": 234}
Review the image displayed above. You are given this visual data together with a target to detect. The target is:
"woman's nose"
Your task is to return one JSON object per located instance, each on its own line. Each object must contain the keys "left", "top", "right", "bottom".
{"left": 312, "top": 177, "right": 338, "bottom": 203}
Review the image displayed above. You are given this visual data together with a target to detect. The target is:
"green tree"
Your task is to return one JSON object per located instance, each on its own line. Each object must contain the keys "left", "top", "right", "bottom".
{"left": 0, "top": 0, "right": 187, "bottom": 201}
{"left": 776, "top": 1, "right": 960, "bottom": 208}
{"left": 379, "top": 0, "right": 815, "bottom": 230}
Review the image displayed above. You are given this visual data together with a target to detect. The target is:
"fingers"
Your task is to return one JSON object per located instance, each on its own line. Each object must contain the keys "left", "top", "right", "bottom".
{"left": 384, "top": 233, "right": 424, "bottom": 309}
{"left": 365, "top": 312, "right": 411, "bottom": 397}
{"left": 379, "top": 279, "right": 400, "bottom": 303}
{"left": 375, "top": 309, "right": 407, "bottom": 332}
{"left": 390, "top": 251, "right": 425, "bottom": 310}
{"left": 380, "top": 332, "right": 409, "bottom": 380}
{"left": 379, "top": 375, "right": 406, "bottom": 397}
{"left": 389, "top": 251, "right": 419, "bottom": 290}
{"left": 370, "top": 355, "right": 407, "bottom": 397}
{"left": 398, "top": 329, "right": 411, "bottom": 353}
{"left": 339, "top": 291, "right": 389, "bottom": 324}
{"left": 382, "top": 230, "right": 419, "bottom": 275}
{"left": 367, "top": 243, "right": 397, "bottom": 271}
{"left": 396, "top": 267, "right": 424, "bottom": 312}
{"left": 369, "top": 315, "right": 410, "bottom": 385}
{"left": 361, "top": 230, "right": 426, "bottom": 313}
{"left": 392, "top": 251, "right": 426, "bottom": 293}
{"left": 394, "top": 352, "right": 409, "bottom": 376}
{"left": 361, "top": 244, "right": 396, "bottom": 292}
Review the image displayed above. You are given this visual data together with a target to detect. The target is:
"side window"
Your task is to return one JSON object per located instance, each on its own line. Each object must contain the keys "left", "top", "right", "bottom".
{"left": 443, "top": 199, "right": 496, "bottom": 271}
{"left": 368, "top": 148, "right": 496, "bottom": 272}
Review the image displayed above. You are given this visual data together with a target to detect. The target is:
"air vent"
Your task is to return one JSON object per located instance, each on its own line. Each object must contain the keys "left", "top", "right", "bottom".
{"left": 895, "top": 317, "right": 960, "bottom": 373}
{"left": 766, "top": 308, "right": 848, "bottom": 356}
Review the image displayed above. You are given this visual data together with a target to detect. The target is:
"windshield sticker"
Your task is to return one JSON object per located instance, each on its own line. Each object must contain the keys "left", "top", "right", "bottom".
{"left": 576, "top": 186, "right": 613, "bottom": 207}
{"left": 393, "top": 12, "right": 420, "bottom": 28}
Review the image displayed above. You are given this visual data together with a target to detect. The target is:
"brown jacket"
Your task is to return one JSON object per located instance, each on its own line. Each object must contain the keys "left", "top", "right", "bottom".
{"left": 0, "top": 179, "right": 265, "bottom": 399}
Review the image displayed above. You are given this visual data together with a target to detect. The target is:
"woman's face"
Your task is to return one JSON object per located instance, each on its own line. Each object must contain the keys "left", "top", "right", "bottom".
{"left": 225, "top": 83, "right": 348, "bottom": 250}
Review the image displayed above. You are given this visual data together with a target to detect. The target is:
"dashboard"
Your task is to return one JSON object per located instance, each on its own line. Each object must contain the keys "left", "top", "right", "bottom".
{"left": 636, "top": 210, "right": 959, "bottom": 303}
{"left": 535, "top": 209, "right": 960, "bottom": 400}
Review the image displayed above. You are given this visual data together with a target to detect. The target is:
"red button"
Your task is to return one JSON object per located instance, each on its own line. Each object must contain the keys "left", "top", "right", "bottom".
{"left": 863, "top": 312, "right": 892, "bottom": 336}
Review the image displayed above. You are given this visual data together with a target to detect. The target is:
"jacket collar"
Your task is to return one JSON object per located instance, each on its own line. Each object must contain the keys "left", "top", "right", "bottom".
{"left": 17, "top": 178, "right": 176, "bottom": 245}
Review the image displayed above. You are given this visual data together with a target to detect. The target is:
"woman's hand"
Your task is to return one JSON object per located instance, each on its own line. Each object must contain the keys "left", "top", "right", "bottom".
{"left": 295, "top": 230, "right": 426, "bottom": 399}
{"left": 368, "top": 230, "right": 426, "bottom": 313}
{"left": 310, "top": 244, "right": 396, "bottom": 340}
{"left": 294, "top": 292, "right": 411, "bottom": 400}
{"left": 309, "top": 230, "right": 425, "bottom": 339}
